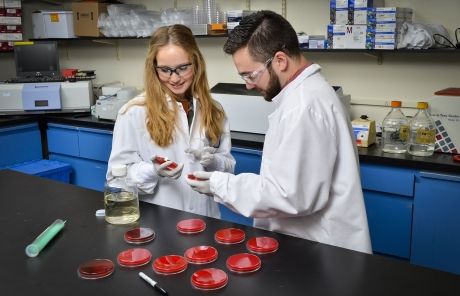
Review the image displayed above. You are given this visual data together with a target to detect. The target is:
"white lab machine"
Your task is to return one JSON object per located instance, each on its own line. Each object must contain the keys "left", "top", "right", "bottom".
{"left": 211, "top": 83, "right": 350, "bottom": 135}
{"left": 94, "top": 87, "right": 139, "bottom": 121}
{"left": 0, "top": 81, "right": 93, "bottom": 115}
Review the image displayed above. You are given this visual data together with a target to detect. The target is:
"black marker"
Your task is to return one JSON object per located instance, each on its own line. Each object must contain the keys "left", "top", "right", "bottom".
{"left": 139, "top": 272, "right": 168, "bottom": 295}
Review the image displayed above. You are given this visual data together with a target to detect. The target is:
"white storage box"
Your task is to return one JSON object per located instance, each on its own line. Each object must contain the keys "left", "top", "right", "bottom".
{"left": 32, "top": 11, "right": 75, "bottom": 38}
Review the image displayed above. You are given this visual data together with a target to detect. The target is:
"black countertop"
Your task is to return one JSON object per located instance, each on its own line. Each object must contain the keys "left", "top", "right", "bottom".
{"left": 1, "top": 170, "right": 459, "bottom": 296}
{"left": 1, "top": 114, "right": 459, "bottom": 174}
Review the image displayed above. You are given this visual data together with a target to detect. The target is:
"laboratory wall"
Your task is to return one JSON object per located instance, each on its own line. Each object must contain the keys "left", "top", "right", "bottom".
{"left": 0, "top": 0, "right": 459, "bottom": 125}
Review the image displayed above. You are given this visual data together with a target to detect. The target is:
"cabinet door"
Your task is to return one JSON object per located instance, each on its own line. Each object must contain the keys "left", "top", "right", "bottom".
{"left": 411, "top": 172, "right": 460, "bottom": 275}
{"left": 49, "top": 154, "right": 107, "bottom": 191}
{"left": 0, "top": 123, "right": 42, "bottom": 167}
{"left": 79, "top": 127, "right": 112, "bottom": 162}
{"left": 47, "top": 124, "right": 79, "bottom": 157}
{"left": 217, "top": 147, "right": 263, "bottom": 226}
{"left": 364, "top": 190, "right": 413, "bottom": 259}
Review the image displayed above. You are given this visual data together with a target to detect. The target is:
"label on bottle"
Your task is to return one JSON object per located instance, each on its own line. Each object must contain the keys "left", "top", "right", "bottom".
{"left": 415, "top": 128, "right": 435, "bottom": 144}
{"left": 399, "top": 125, "right": 409, "bottom": 141}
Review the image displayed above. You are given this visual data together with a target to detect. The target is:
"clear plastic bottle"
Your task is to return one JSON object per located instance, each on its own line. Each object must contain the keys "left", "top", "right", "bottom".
{"left": 104, "top": 164, "right": 140, "bottom": 224}
{"left": 407, "top": 102, "right": 436, "bottom": 156}
{"left": 381, "top": 100, "right": 409, "bottom": 153}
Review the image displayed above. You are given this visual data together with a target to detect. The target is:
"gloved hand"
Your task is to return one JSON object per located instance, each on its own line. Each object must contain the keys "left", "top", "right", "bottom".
{"left": 185, "top": 147, "right": 217, "bottom": 169}
{"left": 185, "top": 171, "right": 213, "bottom": 195}
{"left": 152, "top": 156, "right": 184, "bottom": 179}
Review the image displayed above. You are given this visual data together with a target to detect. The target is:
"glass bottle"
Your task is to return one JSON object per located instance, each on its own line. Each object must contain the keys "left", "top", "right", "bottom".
{"left": 104, "top": 164, "right": 140, "bottom": 224}
{"left": 381, "top": 100, "right": 409, "bottom": 153}
{"left": 407, "top": 102, "right": 436, "bottom": 156}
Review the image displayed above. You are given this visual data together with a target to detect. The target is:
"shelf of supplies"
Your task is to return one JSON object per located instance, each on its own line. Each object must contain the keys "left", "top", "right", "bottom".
{"left": 29, "top": 34, "right": 227, "bottom": 42}
{"left": 301, "top": 48, "right": 459, "bottom": 53}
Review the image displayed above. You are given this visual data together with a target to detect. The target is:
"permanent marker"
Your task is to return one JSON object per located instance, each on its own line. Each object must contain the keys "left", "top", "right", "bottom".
{"left": 139, "top": 272, "right": 168, "bottom": 295}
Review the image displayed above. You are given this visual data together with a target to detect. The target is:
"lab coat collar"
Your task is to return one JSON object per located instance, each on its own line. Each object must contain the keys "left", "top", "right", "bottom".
{"left": 271, "top": 63, "right": 322, "bottom": 106}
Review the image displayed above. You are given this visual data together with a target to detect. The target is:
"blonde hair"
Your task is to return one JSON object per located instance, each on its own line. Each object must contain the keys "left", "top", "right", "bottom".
{"left": 137, "top": 24, "right": 225, "bottom": 147}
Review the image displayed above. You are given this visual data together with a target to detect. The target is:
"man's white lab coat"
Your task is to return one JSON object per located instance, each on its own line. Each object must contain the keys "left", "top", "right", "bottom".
{"left": 210, "top": 64, "right": 372, "bottom": 253}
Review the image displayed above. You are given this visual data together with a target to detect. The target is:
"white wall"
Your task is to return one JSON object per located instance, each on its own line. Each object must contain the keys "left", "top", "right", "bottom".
{"left": 1, "top": 0, "right": 459, "bottom": 126}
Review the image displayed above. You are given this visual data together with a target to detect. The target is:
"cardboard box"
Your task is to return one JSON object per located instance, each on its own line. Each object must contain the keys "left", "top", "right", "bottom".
{"left": 33, "top": 11, "right": 75, "bottom": 38}
{"left": 72, "top": 2, "right": 108, "bottom": 37}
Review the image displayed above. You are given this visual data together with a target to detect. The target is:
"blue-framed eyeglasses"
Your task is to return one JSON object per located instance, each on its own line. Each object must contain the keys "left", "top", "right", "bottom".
{"left": 239, "top": 57, "right": 273, "bottom": 84}
{"left": 155, "top": 63, "right": 193, "bottom": 78}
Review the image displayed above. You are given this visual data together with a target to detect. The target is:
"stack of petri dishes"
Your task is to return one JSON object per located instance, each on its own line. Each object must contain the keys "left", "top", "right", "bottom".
{"left": 152, "top": 255, "right": 188, "bottom": 275}
{"left": 246, "top": 236, "right": 279, "bottom": 254}
{"left": 78, "top": 258, "right": 115, "bottom": 280}
{"left": 184, "top": 245, "right": 218, "bottom": 264}
{"left": 117, "top": 248, "right": 152, "bottom": 268}
{"left": 214, "top": 228, "right": 245, "bottom": 245}
{"left": 226, "top": 253, "right": 261, "bottom": 274}
{"left": 176, "top": 218, "right": 206, "bottom": 234}
{"left": 191, "top": 268, "right": 228, "bottom": 291}
{"left": 124, "top": 227, "right": 155, "bottom": 244}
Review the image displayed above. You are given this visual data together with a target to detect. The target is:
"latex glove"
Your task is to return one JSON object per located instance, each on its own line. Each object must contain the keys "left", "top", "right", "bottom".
{"left": 152, "top": 156, "right": 184, "bottom": 179}
{"left": 185, "top": 147, "right": 217, "bottom": 169}
{"left": 185, "top": 171, "right": 213, "bottom": 195}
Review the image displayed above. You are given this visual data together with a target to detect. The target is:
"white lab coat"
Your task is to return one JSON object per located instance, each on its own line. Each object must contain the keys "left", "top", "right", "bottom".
{"left": 210, "top": 64, "right": 372, "bottom": 253}
{"left": 107, "top": 94, "right": 235, "bottom": 218}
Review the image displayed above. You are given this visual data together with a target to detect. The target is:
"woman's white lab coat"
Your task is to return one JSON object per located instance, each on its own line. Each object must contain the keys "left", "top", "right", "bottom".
{"left": 210, "top": 64, "right": 372, "bottom": 253}
{"left": 107, "top": 94, "right": 235, "bottom": 218}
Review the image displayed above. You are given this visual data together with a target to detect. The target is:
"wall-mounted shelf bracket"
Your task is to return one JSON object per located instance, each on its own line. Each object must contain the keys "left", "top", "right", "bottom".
{"left": 364, "top": 51, "right": 383, "bottom": 64}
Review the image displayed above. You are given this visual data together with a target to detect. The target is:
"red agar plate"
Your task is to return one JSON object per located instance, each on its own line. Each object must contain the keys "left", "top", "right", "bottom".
{"left": 78, "top": 258, "right": 115, "bottom": 280}
{"left": 226, "top": 253, "right": 261, "bottom": 273}
{"left": 124, "top": 227, "right": 155, "bottom": 244}
{"left": 187, "top": 174, "right": 206, "bottom": 181}
{"left": 176, "top": 218, "right": 206, "bottom": 234}
{"left": 246, "top": 236, "right": 279, "bottom": 254}
{"left": 215, "top": 228, "right": 245, "bottom": 244}
{"left": 117, "top": 248, "right": 152, "bottom": 267}
{"left": 153, "top": 255, "right": 188, "bottom": 275}
{"left": 153, "top": 156, "right": 178, "bottom": 170}
{"left": 191, "top": 268, "right": 228, "bottom": 290}
{"left": 184, "top": 246, "right": 218, "bottom": 264}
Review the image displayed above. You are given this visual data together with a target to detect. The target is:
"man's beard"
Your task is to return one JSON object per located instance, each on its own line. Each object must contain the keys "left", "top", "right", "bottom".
{"left": 262, "top": 67, "right": 281, "bottom": 102}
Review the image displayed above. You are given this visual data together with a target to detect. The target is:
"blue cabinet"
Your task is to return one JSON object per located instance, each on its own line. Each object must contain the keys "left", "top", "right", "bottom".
{"left": 0, "top": 123, "right": 42, "bottom": 167}
{"left": 218, "top": 147, "right": 263, "bottom": 226}
{"left": 47, "top": 123, "right": 112, "bottom": 191}
{"left": 360, "top": 163, "right": 415, "bottom": 259}
{"left": 411, "top": 172, "right": 460, "bottom": 275}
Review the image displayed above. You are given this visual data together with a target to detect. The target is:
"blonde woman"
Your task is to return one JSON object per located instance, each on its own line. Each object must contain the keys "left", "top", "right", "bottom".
{"left": 107, "top": 24, "right": 235, "bottom": 218}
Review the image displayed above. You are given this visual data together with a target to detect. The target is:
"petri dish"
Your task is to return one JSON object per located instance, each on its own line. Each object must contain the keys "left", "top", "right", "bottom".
{"left": 191, "top": 268, "right": 228, "bottom": 291}
{"left": 124, "top": 227, "right": 155, "bottom": 244}
{"left": 246, "top": 236, "right": 279, "bottom": 254}
{"left": 187, "top": 174, "right": 206, "bottom": 181}
{"left": 78, "top": 258, "right": 115, "bottom": 280}
{"left": 176, "top": 219, "right": 206, "bottom": 234}
{"left": 152, "top": 255, "right": 188, "bottom": 275}
{"left": 226, "top": 253, "right": 261, "bottom": 274}
{"left": 215, "top": 228, "right": 245, "bottom": 245}
{"left": 184, "top": 245, "right": 218, "bottom": 264}
{"left": 117, "top": 248, "right": 152, "bottom": 268}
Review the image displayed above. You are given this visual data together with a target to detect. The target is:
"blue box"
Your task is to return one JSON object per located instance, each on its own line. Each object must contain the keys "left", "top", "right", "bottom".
{"left": 7, "top": 159, "right": 72, "bottom": 183}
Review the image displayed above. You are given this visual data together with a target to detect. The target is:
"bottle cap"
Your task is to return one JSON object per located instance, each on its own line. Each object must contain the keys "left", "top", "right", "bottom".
{"left": 226, "top": 253, "right": 261, "bottom": 273}
{"left": 184, "top": 246, "right": 218, "bottom": 264}
{"left": 191, "top": 268, "right": 228, "bottom": 290}
{"left": 391, "top": 101, "right": 402, "bottom": 107}
{"left": 417, "top": 102, "right": 428, "bottom": 109}
{"left": 112, "top": 164, "right": 127, "bottom": 177}
{"left": 152, "top": 255, "right": 188, "bottom": 275}
{"left": 124, "top": 227, "right": 155, "bottom": 244}
{"left": 78, "top": 258, "right": 115, "bottom": 280}
{"left": 117, "top": 248, "right": 152, "bottom": 267}
{"left": 176, "top": 219, "right": 206, "bottom": 234}
{"left": 246, "top": 236, "right": 279, "bottom": 254}
{"left": 214, "top": 228, "right": 245, "bottom": 244}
